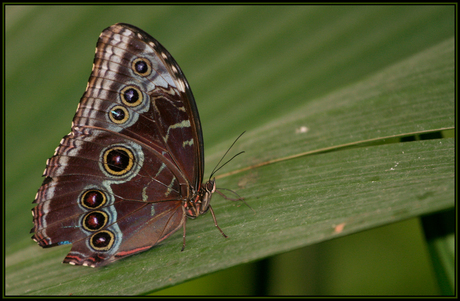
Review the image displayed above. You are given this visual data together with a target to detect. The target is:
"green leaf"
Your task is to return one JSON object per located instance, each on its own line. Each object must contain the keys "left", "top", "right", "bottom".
{"left": 421, "top": 210, "right": 455, "bottom": 295}
{"left": 5, "top": 5, "right": 454, "bottom": 295}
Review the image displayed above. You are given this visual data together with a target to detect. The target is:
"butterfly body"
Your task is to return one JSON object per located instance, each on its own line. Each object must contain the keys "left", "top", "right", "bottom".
{"left": 31, "top": 23, "right": 225, "bottom": 267}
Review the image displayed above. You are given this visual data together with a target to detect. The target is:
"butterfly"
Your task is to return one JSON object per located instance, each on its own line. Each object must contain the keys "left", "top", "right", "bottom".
{"left": 31, "top": 23, "right": 241, "bottom": 267}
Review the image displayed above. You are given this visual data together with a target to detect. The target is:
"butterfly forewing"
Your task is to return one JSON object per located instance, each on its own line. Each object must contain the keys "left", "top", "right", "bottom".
{"left": 78, "top": 23, "right": 203, "bottom": 186}
{"left": 31, "top": 23, "right": 209, "bottom": 267}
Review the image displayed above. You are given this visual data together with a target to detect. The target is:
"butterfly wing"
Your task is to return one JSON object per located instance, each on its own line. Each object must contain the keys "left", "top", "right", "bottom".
{"left": 31, "top": 23, "right": 204, "bottom": 267}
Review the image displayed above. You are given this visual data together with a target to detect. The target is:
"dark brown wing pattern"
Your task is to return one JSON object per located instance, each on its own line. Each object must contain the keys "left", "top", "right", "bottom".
{"left": 31, "top": 23, "right": 214, "bottom": 267}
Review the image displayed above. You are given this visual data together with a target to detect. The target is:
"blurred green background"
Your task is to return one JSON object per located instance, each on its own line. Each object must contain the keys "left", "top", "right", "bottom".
{"left": 5, "top": 5, "right": 454, "bottom": 295}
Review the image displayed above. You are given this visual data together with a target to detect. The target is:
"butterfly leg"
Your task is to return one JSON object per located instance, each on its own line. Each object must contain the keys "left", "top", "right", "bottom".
{"left": 216, "top": 189, "right": 255, "bottom": 214}
{"left": 209, "top": 205, "right": 228, "bottom": 239}
{"left": 181, "top": 212, "right": 187, "bottom": 252}
{"left": 181, "top": 204, "right": 227, "bottom": 252}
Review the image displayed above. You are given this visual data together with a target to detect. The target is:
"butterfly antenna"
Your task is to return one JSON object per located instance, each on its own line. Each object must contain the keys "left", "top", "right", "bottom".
{"left": 209, "top": 131, "right": 246, "bottom": 180}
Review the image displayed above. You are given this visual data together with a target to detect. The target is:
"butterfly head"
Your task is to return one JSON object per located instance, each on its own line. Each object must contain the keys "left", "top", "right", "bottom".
{"left": 200, "top": 179, "right": 216, "bottom": 214}
{"left": 184, "top": 179, "right": 216, "bottom": 218}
